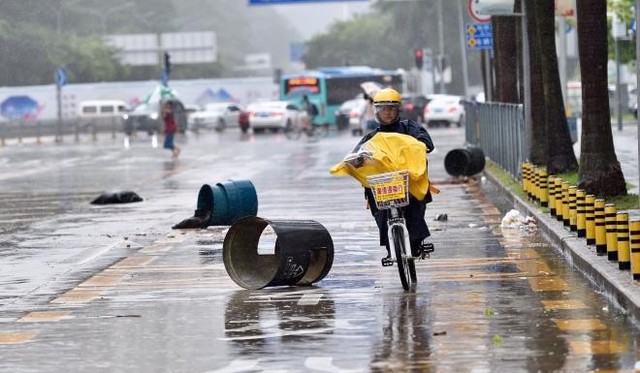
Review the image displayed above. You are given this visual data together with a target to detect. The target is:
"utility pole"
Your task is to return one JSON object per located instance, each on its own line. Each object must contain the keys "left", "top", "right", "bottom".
{"left": 437, "top": 0, "right": 445, "bottom": 94}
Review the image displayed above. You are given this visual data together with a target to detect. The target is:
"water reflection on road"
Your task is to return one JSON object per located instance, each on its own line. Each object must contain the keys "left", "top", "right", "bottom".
{"left": 1, "top": 129, "right": 640, "bottom": 372}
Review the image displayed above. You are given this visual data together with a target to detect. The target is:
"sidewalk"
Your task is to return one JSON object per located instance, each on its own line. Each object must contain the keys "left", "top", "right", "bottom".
{"left": 486, "top": 122, "right": 640, "bottom": 322}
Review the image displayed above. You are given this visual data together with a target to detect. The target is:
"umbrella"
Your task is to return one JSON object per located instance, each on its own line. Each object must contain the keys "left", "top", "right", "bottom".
{"left": 360, "top": 81, "right": 383, "bottom": 98}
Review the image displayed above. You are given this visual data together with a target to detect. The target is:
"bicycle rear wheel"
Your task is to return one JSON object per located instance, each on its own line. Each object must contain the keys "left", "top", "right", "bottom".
{"left": 284, "top": 121, "right": 301, "bottom": 140}
{"left": 392, "top": 225, "right": 415, "bottom": 290}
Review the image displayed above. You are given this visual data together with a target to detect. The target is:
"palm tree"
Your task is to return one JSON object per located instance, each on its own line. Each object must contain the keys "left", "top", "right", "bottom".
{"left": 492, "top": 16, "right": 519, "bottom": 103}
{"left": 532, "top": 0, "right": 578, "bottom": 174}
{"left": 576, "top": 0, "right": 626, "bottom": 196}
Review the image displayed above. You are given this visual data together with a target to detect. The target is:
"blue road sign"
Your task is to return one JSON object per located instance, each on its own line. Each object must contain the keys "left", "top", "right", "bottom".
{"left": 249, "top": 0, "right": 367, "bottom": 5}
{"left": 160, "top": 68, "right": 169, "bottom": 87}
{"left": 465, "top": 22, "right": 493, "bottom": 50}
{"left": 55, "top": 67, "right": 67, "bottom": 87}
{"left": 290, "top": 42, "right": 307, "bottom": 62}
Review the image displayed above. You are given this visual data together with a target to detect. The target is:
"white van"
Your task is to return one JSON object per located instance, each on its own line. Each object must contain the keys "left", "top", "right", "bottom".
{"left": 77, "top": 100, "right": 130, "bottom": 119}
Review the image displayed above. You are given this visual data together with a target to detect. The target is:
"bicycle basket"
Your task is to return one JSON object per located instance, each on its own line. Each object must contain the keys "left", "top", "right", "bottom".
{"left": 366, "top": 170, "right": 409, "bottom": 209}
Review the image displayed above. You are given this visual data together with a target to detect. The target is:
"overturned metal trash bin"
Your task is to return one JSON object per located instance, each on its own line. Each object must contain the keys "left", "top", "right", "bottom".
{"left": 223, "top": 216, "right": 334, "bottom": 290}
{"left": 444, "top": 147, "right": 486, "bottom": 177}
{"left": 197, "top": 179, "right": 258, "bottom": 226}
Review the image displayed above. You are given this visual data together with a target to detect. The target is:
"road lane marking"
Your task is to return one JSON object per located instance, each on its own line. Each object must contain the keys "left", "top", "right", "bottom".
{"left": 50, "top": 289, "right": 102, "bottom": 304}
{"left": 18, "top": 310, "right": 72, "bottom": 323}
{"left": 0, "top": 331, "right": 39, "bottom": 344}
{"left": 542, "top": 300, "right": 588, "bottom": 310}
{"left": 203, "top": 359, "right": 259, "bottom": 373}
{"left": 555, "top": 318, "right": 607, "bottom": 332}
{"left": 305, "top": 357, "right": 366, "bottom": 373}
{"left": 112, "top": 256, "right": 155, "bottom": 267}
{"left": 568, "top": 340, "right": 628, "bottom": 354}
{"left": 298, "top": 293, "right": 323, "bottom": 306}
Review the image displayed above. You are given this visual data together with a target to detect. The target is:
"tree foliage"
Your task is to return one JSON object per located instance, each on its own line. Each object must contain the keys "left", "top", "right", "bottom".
{"left": 303, "top": 14, "right": 404, "bottom": 69}
{"left": 0, "top": 0, "right": 295, "bottom": 85}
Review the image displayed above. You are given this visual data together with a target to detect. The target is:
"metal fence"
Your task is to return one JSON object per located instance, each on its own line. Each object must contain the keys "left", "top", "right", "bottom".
{"left": 0, "top": 117, "right": 124, "bottom": 143}
{"left": 463, "top": 101, "right": 527, "bottom": 181}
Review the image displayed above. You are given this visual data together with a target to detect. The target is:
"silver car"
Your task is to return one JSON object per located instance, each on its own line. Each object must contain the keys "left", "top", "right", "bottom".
{"left": 246, "top": 101, "right": 301, "bottom": 133}
{"left": 188, "top": 102, "right": 244, "bottom": 132}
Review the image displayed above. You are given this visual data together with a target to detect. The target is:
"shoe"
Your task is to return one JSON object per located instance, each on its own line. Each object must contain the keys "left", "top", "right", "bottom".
{"left": 411, "top": 240, "right": 435, "bottom": 259}
{"left": 381, "top": 255, "right": 394, "bottom": 267}
{"left": 172, "top": 147, "right": 181, "bottom": 158}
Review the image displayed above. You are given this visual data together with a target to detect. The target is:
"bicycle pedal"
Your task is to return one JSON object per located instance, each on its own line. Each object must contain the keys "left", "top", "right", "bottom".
{"left": 381, "top": 257, "right": 394, "bottom": 267}
{"left": 423, "top": 243, "right": 435, "bottom": 253}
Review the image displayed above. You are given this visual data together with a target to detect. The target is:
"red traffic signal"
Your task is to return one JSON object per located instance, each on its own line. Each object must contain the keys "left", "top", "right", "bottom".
{"left": 414, "top": 48, "right": 424, "bottom": 69}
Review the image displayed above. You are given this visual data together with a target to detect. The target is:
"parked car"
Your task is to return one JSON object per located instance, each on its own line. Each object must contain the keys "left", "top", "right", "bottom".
{"left": 246, "top": 101, "right": 301, "bottom": 133}
{"left": 123, "top": 99, "right": 188, "bottom": 135}
{"left": 423, "top": 94, "right": 465, "bottom": 128}
{"left": 77, "top": 100, "right": 130, "bottom": 130}
{"left": 336, "top": 98, "right": 367, "bottom": 136}
{"left": 400, "top": 94, "right": 429, "bottom": 123}
{"left": 188, "top": 102, "right": 244, "bottom": 132}
{"left": 78, "top": 100, "right": 130, "bottom": 120}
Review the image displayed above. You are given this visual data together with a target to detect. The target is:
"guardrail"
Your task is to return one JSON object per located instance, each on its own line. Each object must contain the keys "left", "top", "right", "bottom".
{"left": 462, "top": 101, "right": 527, "bottom": 180}
{"left": 0, "top": 117, "right": 124, "bottom": 144}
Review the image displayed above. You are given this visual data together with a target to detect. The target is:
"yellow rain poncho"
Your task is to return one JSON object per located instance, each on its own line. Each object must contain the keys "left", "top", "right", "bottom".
{"left": 330, "top": 132, "right": 430, "bottom": 200}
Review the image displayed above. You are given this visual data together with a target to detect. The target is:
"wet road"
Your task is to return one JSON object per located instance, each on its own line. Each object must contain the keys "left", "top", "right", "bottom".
{"left": 1, "top": 129, "right": 640, "bottom": 372}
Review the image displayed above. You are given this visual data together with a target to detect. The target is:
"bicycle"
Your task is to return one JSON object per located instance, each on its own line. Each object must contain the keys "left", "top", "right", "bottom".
{"left": 284, "top": 114, "right": 329, "bottom": 141}
{"left": 344, "top": 154, "right": 432, "bottom": 290}
{"left": 367, "top": 170, "right": 420, "bottom": 291}
{"left": 284, "top": 114, "right": 313, "bottom": 140}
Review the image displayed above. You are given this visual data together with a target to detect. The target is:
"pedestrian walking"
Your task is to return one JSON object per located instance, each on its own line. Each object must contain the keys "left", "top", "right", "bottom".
{"left": 161, "top": 100, "right": 180, "bottom": 158}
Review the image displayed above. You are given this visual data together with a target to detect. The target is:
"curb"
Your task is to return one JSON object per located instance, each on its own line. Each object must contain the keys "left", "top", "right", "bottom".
{"left": 484, "top": 169, "right": 640, "bottom": 324}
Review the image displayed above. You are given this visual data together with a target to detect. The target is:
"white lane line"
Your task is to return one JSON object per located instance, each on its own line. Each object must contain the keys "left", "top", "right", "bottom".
{"left": 298, "top": 293, "right": 323, "bottom": 306}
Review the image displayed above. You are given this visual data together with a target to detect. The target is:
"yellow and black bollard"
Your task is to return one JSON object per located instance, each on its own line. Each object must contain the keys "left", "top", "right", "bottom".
{"left": 594, "top": 199, "right": 607, "bottom": 256}
{"left": 539, "top": 169, "right": 548, "bottom": 207}
{"left": 568, "top": 186, "right": 577, "bottom": 232}
{"left": 521, "top": 162, "right": 530, "bottom": 199}
{"left": 555, "top": 178, "right": 564, "bottom": 222}
{"left": 630, "top": 220, "right": 640, "bottom": 280}
{"left": 531, "top": 165, "right": 538, "bottom": 202}
{"left": 561, "top": 181, "right": 570, "bottom": 227}
{"left": 605, "top": 203, "right": 617, "bottom": 261}
{"left": 548, "top": 175, "right": 557, "bottom": 217}
{"left": 576, "top": 189, "right": 586, "bottom": 238}
{"left": 585, "top": 195, "right": 596, "bottom": 246}
{"left": 617, "top": 211, "right": 630, "bottom": 271}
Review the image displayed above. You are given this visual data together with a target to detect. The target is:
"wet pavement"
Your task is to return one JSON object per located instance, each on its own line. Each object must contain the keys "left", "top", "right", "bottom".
{"left": 1, "top": 128, "right": 640, "bottom": 372}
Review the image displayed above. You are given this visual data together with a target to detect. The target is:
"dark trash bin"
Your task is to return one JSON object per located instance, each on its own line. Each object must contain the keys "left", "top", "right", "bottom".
{"left": 444, "top": 147, "right": 486, "bottom": 177}
{"left": 223, "top": 216, "right": 334, "bottom": 290}
{"left": 197, "top": 179, "right": 258, "bottom": 226}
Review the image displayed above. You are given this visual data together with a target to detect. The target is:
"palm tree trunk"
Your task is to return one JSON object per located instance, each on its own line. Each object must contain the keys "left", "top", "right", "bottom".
{"left": 534, "top": 0, "right": 578, "bottom": 174}
{"left": 577, "top": 0, "right": 627, "bottom": 196}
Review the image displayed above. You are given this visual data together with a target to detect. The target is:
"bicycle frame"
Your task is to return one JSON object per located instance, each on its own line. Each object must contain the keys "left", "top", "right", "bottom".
{"left": 386, "top": 208, "right": 412, "bottom": 265}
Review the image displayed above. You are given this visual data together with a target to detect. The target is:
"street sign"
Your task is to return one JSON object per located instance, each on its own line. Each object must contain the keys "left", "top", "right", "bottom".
{"left": 468, "top": 0, "right": 491, "bottom": 23}
{"left": 249, "top": 0, "right": 367, "bottom": 5}
{"left": 465, "top": 22, "right": 493, "bottom": 50}
{"left": 55, "top": 67, "right": 67, "bottom": 87}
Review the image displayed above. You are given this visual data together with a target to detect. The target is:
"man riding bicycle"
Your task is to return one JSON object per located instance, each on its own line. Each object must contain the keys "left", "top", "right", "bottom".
{"left": 352, "top": 88, "right": 435, "bottom": 260}
{"left": 301, "top": 94, "right": 319, "bottom": 134}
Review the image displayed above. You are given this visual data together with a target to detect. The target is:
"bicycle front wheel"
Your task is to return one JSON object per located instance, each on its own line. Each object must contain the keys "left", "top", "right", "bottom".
{"left": 392, "top": 225, "right": 415, "bottom": 291}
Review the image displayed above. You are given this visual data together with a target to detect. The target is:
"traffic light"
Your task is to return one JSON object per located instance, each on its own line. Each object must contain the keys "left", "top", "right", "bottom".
{"left": 414, "top": 48, "right": 424, "bottom": 69}
{"left": 164, "top": 52, "right": 171, "bottom": 74}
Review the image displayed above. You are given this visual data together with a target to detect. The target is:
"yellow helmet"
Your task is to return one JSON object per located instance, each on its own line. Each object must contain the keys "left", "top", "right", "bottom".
{"left": 373, "top": 88, "right": 401, "bottom": 107}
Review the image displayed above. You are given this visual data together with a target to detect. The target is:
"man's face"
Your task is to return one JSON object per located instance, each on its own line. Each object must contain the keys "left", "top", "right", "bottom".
{"left": 376, "top": 105, "right": 399, "bottom": 125}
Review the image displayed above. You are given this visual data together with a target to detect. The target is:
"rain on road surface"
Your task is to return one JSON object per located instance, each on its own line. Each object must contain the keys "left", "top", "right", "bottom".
{"left": 1, "top": 129, "right": 640, "bottom": 372}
